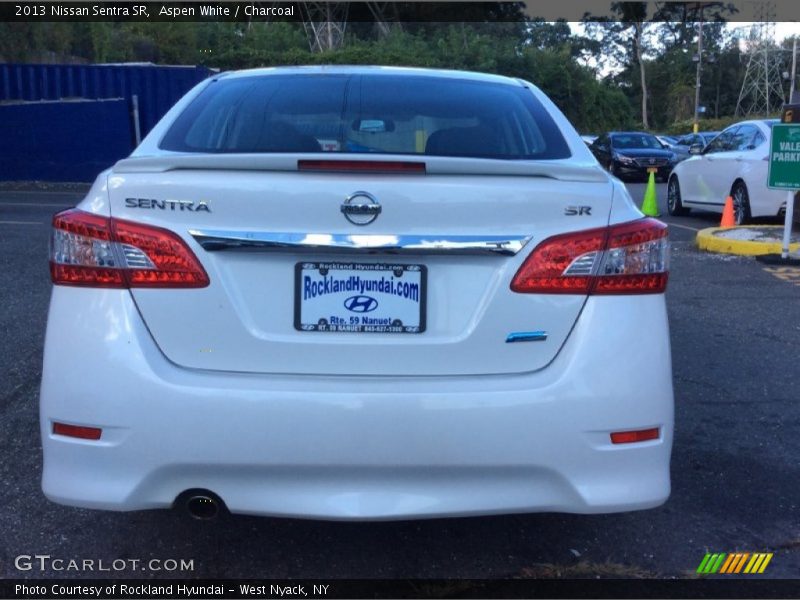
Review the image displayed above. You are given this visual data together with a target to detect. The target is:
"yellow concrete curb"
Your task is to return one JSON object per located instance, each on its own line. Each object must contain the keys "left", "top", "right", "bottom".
{"left": 696, "top": 226, "right": 800, "bottom": 256}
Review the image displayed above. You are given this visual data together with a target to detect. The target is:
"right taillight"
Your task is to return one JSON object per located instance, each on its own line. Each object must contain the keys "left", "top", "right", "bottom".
{"left": 50, "top": 209, "right": 209, "bottom": 288}
{"left": 511, "top": 218, "right": 669, "bottom": 295}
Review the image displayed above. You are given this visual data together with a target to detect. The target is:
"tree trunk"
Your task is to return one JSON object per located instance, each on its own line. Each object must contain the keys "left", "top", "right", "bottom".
{"left": 635, "top": 22, "right": 649, "bottom": 129}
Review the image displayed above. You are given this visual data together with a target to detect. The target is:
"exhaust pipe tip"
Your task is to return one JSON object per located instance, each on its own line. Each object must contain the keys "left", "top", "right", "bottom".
{"left": 176, "top": 490, "right": 224, "bottom": 520}
{"left": 187, "top": 495, "right": 219, "bottom": 520}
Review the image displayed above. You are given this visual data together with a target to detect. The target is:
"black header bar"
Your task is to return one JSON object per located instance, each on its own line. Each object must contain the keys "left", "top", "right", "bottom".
{"left": 3, "top": 1, "right": 800, "bottom": 22}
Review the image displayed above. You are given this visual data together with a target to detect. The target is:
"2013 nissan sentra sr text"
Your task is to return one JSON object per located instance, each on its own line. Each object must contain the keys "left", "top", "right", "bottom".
{"left": 41, "top": 66, "right": 674, "bottom": 520}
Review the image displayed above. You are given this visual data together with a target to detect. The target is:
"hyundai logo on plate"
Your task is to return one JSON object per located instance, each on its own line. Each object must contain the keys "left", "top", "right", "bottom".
{"left": 344, "top": 295, "right": 379, "bottom": 313}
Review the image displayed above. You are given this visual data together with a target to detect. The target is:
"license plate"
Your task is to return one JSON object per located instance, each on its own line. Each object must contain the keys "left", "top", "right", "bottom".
{"left": 647, "top": 167, "right": 659, "bottom": 173}
{"left": 295, "top": 262, "right": 427, "bottom": 333}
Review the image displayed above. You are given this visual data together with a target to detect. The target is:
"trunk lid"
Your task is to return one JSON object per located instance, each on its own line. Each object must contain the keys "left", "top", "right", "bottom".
{"left": 109, "top": 158, "right": 613, "bottom": 376}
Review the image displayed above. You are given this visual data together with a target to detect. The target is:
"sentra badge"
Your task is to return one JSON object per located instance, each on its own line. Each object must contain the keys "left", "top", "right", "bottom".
{"left": 125, "top": 198, "right": 211, "bottom": 212}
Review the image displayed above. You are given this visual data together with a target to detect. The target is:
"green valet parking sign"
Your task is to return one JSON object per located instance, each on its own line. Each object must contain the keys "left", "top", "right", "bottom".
{"left": 768, "top": 124, "right": 800, "bottom": 189}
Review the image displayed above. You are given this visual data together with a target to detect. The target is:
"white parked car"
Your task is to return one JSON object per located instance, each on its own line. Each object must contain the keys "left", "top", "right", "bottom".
{"left": 42, "top": 66, "right": 673, "bottom": 521}
{"left": 667, "top": 119, "right": 786, "bottom": 224}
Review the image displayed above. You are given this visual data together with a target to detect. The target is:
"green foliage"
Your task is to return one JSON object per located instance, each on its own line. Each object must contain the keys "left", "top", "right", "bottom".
{"left": 659, "top": 113, "right": 782, "bottom": 136}
{"left": 194, "top": 24, "right": 631, "bottom": 132}
{"left": 645, "top": 47, "right": 695, "bottom": 125}
{"left": 2, "top": 13, "right": 788, "bottom": 134}
{"left": 517, "top": 46, "right": 632, "bottom": 132}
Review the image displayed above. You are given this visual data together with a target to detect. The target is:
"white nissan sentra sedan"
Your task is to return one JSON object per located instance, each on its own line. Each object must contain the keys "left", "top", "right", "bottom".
{"left": 41, "top": 66, "right": 673, "bottom": 520}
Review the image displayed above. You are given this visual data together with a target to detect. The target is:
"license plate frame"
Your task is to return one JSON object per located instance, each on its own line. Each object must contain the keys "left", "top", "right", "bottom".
{"left": 294, "top": 262, "right": 427, "bottom": 334}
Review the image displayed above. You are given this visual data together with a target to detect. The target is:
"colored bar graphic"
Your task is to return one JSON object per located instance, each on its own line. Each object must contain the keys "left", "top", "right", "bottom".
{"left": 733, "top": 553, "right": 750, "bottom": 573}
{"left": 720, "top": 553, "right": 749, "bottom": 574}
{"left": 698, "top": 553, "right": 727, "bottom": 574}
{"left": 752, "top": 554, "right": 766, "bottom": 573}
{"left": 719, "top": 554, "right": 736, "bottom": 574}
{"left": 700, "top": 552, "right": 773, "bottom": 574}
{"left": 758, "top": 554, "right": 773, "bottom": 573}
{"left": 697, "top": 553, "right": 714, "bottom": 574}
{"left": 711, "top": 553, "right": 726, "bottom": 573}
{"left": 744, "top": 554, "right": 760, "bottom": 573}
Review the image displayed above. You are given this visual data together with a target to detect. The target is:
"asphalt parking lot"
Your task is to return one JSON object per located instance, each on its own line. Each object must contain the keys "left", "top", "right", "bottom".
{"left": 0, "top": 182, "right": 798, "bottom": 580}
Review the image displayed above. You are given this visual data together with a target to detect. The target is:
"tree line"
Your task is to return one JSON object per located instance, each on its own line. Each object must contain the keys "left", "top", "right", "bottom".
{"left": 1, "top": 4, "right": 796, "bottom": 134}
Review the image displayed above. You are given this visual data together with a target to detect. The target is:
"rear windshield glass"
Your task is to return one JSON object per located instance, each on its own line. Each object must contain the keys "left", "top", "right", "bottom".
{"left": 159, "top": 74, "right": 571, "bottom": 160}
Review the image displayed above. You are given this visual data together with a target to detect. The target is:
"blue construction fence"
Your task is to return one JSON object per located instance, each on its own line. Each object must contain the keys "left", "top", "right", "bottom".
{"left": 0, "top": 63, "right": 213, "bottom": 182}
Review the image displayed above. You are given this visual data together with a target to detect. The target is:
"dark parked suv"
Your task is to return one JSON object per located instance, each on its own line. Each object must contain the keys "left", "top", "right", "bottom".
{"left": 590, "top": 132, "right": 679, "bottom": 182}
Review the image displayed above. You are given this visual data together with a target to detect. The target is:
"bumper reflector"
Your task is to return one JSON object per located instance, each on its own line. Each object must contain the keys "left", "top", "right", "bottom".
{"left": 610, "top": 428, "right": 659, "bottom": 444}
{"left": 53, "top": 422, "right": 102, "bottom": 440}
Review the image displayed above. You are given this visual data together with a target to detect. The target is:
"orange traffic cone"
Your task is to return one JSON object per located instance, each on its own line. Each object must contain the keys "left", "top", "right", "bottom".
{"left": 720, "top": 196, "right": 735, "bottom": 228}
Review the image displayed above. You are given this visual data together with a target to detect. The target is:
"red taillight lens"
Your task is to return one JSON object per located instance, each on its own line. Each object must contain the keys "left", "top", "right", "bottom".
{"left": 610, "top": 428, "right": 660, "bottom": 444}
{"left": 113, "top": 220, "right": 209, "bottom": 287}
{"left": 50, "top": 209, "right": 209, "bottom": 288}
{"left": 593, "top": 219, "right": 670, "bottom": 294}
{"left": 50, "top": 210, "right": 125, "bottom": 287}
{"left": 511, "top": 218, "right": 669, "bottom": 295}
{"left": 510, "top": 228, "right": 606, "bottom": 294}
{"left": 53, "top": 422, "right": 102, "bottom": 440}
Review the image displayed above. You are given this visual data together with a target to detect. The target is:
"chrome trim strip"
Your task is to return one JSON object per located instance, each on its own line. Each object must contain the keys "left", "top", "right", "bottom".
{"left": 505, "top": 331, "right": 548, "bottom": 343}
{"left": 188, "top": 230, "right": 532, "bottom": 256}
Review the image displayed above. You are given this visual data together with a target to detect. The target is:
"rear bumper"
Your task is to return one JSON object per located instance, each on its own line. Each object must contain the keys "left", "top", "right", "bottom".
{"left": 40, "top": 288, "right": 674, "bottom": 520}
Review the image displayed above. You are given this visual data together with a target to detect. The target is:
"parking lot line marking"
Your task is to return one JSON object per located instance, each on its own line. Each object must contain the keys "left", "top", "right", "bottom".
{"left": 0, "top": 220, "right": 43, "bottom": 225}
{"left": 667, "top": 223, "right": 702, "bottom": 232}
{"left": 763, "top": 266, "right": 800, "bottom": 286}
{"left": 0, "top": 202, "right": 73, "bottom": 207}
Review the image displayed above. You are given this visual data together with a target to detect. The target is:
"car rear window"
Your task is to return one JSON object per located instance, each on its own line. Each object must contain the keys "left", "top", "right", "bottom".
{"left": 159, "top": 74, "right": 571, "bottom": 160}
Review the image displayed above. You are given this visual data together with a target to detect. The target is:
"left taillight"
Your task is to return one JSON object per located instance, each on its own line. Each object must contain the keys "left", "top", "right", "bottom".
{"left": 50, "top": 209, "right": 209, "bottom": 288}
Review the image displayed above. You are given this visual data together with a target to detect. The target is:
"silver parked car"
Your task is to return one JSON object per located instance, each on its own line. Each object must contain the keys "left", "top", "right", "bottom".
{"left": 671, "top": 131, "right": 720, "bottom": 162}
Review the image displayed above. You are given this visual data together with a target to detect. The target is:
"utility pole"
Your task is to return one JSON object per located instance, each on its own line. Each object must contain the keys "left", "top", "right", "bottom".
{"left": 791, "top": 37, "right": 798, "bottom": 101}
{"left": 693, "top": 9, "right": 704, "bottom": 134}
